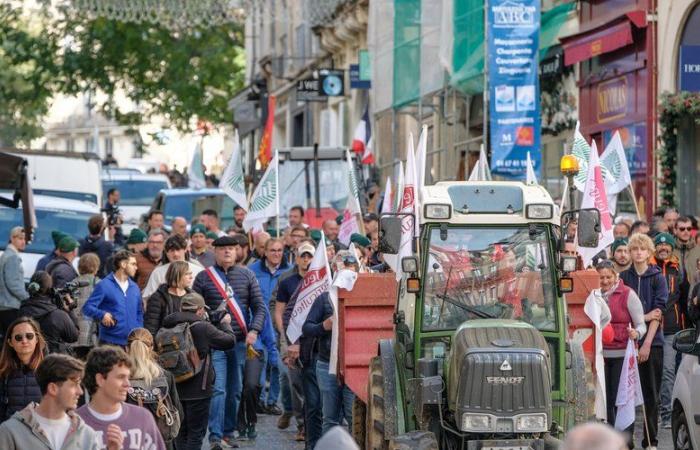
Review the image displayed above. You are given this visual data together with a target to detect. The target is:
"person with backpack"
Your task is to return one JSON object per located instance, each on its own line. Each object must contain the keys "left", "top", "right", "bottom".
{"left": 70, "top": 253, "right": 101, "bottom": 359}
{"left": 78, "top": 346, "right": 166, "bottom": 450}
{"left": 145, "top": 261, "right": 193, "bottom": 337}
{"left": 160, "top": 292, "right": 237, "bottom": 450}
{"left": 126, "top": 328, "right": 183, "bottom": 450}
{"left": 45, "top": 236, "right": 80, "bottom": 289}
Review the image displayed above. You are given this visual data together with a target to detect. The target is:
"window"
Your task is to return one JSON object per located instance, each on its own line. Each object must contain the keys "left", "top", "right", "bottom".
{"left": 65, "top": 138, "right": 75, "bottom": 152}
{"left": 105, "top": 137, "right": 114, "bottom": 157}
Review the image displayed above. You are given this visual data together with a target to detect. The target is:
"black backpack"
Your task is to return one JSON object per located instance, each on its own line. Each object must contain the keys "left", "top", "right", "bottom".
{"left": 154, "top": 322, "right": 202, "bottom": 383}
{"left": 126, "top": 374, "right": 181, "bottom": 442}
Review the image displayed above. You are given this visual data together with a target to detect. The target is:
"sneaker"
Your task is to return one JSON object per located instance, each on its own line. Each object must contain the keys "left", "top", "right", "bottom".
{"left": 247, "top": 424, "right": 258, "bottom": 440}
{"left": 277, "top": 412, "right": 292, "bottom": 429}
{"left": 295, "top": 427, "right": 305, "bottom": 442}
{"left": 221, "top": 436, "right": 240, "bottom": 448}
{"left": 210, "top": 442, "right": 224, "bottom": 450}
{"left": 266, "top": 404, "right": 283, "bottom": 415}
{"left": 256, "top": 401, "right": 266, "bottom": 414}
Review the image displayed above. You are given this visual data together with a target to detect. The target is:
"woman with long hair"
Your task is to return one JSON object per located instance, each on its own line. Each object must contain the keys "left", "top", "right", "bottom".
{"left": 126, "top": 328, "right": 183, "bottom": 449}
{"left": 144, "top": 261, "right": 192, "bottom": 337}
{"left": 0, "top": 317, "right": 46, "bottom": 421}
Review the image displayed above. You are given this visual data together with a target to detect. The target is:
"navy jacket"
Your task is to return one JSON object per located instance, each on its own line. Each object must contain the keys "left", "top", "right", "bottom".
{"left": 82, "top": 273, "right": 144, "bottom": 346}
{"left": 35, "top": 251, "right": 57, "bottom": 273}
{"left": 79, "top": 235, "right": 115, "bottom": 278}
{"left": 620, "top": 265, "right": 668, "bottom": 347}
{"left": 45, "top": 256, "right": 78, "bottom": 289}
{"left": 0, "top": 368, "right": 41, "bottom": 422}
{"left": 192, "top": 264, "right": 265, "bottom": 342}
{"left": 302, "top": 293, "right": 334, "bottom": 362}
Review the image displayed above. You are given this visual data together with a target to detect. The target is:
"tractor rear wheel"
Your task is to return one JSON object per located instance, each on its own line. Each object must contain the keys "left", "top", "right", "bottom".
{"left": 351, "top": 396, "right": 366, "bottom": 447}
{"left": 367, "top": 356, "right": 388, "bottom": 450}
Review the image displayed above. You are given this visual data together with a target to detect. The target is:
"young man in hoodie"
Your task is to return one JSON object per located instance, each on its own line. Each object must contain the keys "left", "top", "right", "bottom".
{"left": 78, "top": 215, "right": 114, "bottom": 278}
{"left": 651, "top": 232, "right": 686, "bottom": 429}
{"left": 620, "top": 232, "right": 668, "bottom": 450}
{"left": 78, "top": 346, "right": 165, "bottom": 450}
{"left": 83, "top": 250, "right": 143, "bottom": 347}
{"left": 0, "top": 353, "right": 100, "bottom": 449}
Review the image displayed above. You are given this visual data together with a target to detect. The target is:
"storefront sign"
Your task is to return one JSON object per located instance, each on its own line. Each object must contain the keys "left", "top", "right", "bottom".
{"left": 596, "top": 76, "right": 628, "bottom": 123}
{"left": 296, "top": 78, "right": 325, "bottom": 102}
{"left": 680, "top": 45, "right": 700, "bottom": 92}
{"left": 350, "top": 64, "right": 371, "bottom": 89}
{"left": 488, "top": 0, "right": 541, "bottom": 179}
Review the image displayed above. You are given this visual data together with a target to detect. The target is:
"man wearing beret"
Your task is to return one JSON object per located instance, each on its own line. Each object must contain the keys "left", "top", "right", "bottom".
{"left": 45, "top": 236, "right": 80, "bottom": 289}
{"left": 189, "top": 224, "right": 216, "bottom": 268}
{"left": 35, "top": 230, "right": 67, "bottom": 272}
{"left": 192, "top": 235, "right": 266, "bottom": 449}
{"left": 652, "top": 232, "right": 685, "bottom": 429}
{"left": 610, "top": 238, "right": 631, "bottom": 273}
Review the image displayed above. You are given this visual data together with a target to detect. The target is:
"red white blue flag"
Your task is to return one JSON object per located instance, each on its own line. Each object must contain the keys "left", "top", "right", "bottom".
{"left": 352, "top": 105, "right": 374, "bottom": 164}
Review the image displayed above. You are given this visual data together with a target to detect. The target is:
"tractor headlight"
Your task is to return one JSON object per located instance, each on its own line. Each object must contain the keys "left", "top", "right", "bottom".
{"left": 526, "top": 204, "right": 553, "bottom": 219}
{"left": 514, "top": 413, "right": 547, "bottom": 432}
{"left": 424, "top": 204, "right": 451, "bottom": 219}
{"left": 461, "top": 413, "right": 492, "bottom": 432}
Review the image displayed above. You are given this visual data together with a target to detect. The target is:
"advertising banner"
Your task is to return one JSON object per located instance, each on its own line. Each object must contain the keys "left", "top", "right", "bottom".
{"left": 488, "top": 0, "right": 541, "bottom": 179}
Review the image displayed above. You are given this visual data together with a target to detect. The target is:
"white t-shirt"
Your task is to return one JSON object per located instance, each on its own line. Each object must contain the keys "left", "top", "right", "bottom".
{"left": 87, "top": 403, "right": 122, "bottom": 421}
{"left": 32, "top": 411, "right": 71, "bottom": 450}
{"left": 116, "top": 277, "right": 129, "bottom": 295}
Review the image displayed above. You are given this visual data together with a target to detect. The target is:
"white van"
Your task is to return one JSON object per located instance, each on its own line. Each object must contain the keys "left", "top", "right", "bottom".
{"left": 10, "top": 149, "right": 103, "bottom": 207}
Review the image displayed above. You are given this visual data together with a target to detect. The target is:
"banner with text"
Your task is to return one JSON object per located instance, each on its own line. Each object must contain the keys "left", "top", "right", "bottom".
{"left": 488, "top": 0, "right": 541, "bottom": 179}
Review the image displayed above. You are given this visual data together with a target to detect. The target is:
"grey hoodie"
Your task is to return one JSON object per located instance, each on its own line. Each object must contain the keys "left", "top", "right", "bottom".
{"left": 0, "top": 402, "right": 99, "bottom": 449}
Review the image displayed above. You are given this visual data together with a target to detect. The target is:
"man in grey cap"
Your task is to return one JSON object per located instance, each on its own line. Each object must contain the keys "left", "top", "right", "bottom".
{"left": 192, "top": 235, "right": 265, "bottom": 449}
{"left": 0, "top": 226, "right": 29, "bottom": 337}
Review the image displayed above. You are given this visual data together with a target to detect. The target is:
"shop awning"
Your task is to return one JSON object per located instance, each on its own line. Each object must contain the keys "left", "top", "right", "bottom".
{"left": 560, "top": 11, "right": 648, "bottom": 66}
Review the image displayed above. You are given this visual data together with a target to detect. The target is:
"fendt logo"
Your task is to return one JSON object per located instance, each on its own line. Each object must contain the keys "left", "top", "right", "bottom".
{"left": 486, "top": 376, "right": 525, "bottom": 385}
{"left": 492, "top": 1, "right": 536, "bottom": 27}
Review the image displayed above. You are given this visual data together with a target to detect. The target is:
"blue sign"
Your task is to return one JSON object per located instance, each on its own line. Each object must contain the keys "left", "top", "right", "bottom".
{"left": 680, "top": 45, "right": 700, "bottom": 92}
{"left": 488, "top": 0, "right": 541, "bottom": 179}
{"left": 350, "top": 64, "right": 371, "bottom": 89}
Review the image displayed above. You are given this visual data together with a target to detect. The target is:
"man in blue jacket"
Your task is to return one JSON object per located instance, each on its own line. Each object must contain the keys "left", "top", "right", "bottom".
{"left": 82, "top": 250, "right": 143, "bottom": 346}
{"left": 249, "top": 238, "right": 288, "bottom": 415}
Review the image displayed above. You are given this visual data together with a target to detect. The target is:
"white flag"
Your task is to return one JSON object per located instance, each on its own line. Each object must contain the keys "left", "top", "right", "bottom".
{"left": 578, "top": 140, "right": 614, "bottom": 268}
{"left": 526, "top": 151, "right": 538, "bottom": 185}
{"left": 243, "top": 153, "right": 278, "bottom": 232}
{"left": 416, "top": 125, "right": 428, "bottom": 195}
{"left": 584, "top": 289, "right": 611, "bottom": 421}
{"left": 346, "top": 151, "right": 362, "bottom": 215}
{"left": 337, "top": 205, "right": 360, "bottom": 246}
{"left": 600, "top": 131, "right": 632, "bottom": 214}
{"left": 328, "top": 268, "right": 358, "bottom": 375}
{"left": 394, "top": 161, "right": 404, "bottom": 213}
{"left": 615, "top": 338, "right": 644, "bottom": 430}
{"left": 286, "top": 233, "right": 332, "bottom": 343}
{"left": 219, "top": 130, "right": 248, "bottom": 211}
{"left": 188, "top": 140, "right": 207, "bottom": 189}
{"left": 381, "top": 176, "right": 393, "bottom": 214}
{"left": 468, "top": 144, "right": 492, "bottom": 181}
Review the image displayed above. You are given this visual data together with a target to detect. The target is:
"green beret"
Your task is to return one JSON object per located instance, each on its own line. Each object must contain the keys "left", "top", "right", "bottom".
{"left": 57, "top": 236, "right": 78, "bottom": 253}
{"left": 206, "top": 231, "right": 219, "bottom": 240}
{"left": 335, "top": 214, "right": 344, "bottom": 225}
{"left": 309, "top": 229, "right": 322, "bottom": 243}
{"left": 350, "top": 233, "right": 371, "bottom": 248}
{"left": 51, "top": 230, "right": 68, "bottom": 247}
{"left": 126, "top": 228, "right": 148, "bottom": 245}
{"left": 610, "top": 238, "right": 628, "bottom": 253}
{"left": 190, "top": 224, "right": 207, "bottom": 237}
{"left": 654, "top": 232, "right": 676, "bottom": 249}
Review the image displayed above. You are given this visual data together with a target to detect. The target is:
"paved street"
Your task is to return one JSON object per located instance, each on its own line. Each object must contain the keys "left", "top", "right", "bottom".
{"left": 203, "top": 413, "right": 305, "bottom": 450}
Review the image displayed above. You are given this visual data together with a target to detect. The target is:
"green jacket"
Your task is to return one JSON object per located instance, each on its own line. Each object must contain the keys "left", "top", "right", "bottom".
{"left": 0, "top": 402, "right": 99, "bottom": 450}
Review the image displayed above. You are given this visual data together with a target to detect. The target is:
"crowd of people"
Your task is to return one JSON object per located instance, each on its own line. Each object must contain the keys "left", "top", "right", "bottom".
{"left": 0, "top": 193, "right": 381, "bottom": 450}
{"left": 583, "top": 208, "right": 700, "bottom": 450}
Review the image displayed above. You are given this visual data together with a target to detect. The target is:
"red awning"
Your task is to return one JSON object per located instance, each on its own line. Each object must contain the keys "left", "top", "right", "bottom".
{"left": 561, "top": 11, "right": 647, "bottom": 66}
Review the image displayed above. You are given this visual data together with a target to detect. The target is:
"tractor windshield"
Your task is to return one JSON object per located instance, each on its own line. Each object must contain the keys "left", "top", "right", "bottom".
{"left": 422, "top": 225, "right": 557, "bottom": 332}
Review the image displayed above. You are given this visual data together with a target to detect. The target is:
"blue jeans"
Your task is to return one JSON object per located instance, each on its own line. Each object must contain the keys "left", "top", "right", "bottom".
{"left": 660, "top": 335, "right": 677, "bottom": 423}
{"left": 258, "top": 349, "right": 281, "bottom": 406}
{"left": 302, "top": 357, "right": 322, "bottom": 450}
{"left": 316, "top": 359, "right": 355, "bottom": 435}
{"left": 208, "top": 342, "right": 246, "bottom": 442}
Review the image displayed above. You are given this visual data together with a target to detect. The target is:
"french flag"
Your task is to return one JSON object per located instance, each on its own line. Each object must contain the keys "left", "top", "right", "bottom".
{"left": 352, "top": 105, "right": 374, "bottom": 164}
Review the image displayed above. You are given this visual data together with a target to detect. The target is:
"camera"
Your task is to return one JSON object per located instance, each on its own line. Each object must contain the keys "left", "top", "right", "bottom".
{"left": 102, "top": 204, "right": 123, "bottom": 227}
{"left": 51, "top": 280, "right": 89, "bottom": 311}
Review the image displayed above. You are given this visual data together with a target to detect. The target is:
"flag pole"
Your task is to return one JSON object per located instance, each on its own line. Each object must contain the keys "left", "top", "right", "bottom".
{"left": 275, "top": 149, "right": 280, "bottom": 238}
{"left": 627, "top": 184, "right": 642, "bottom": 220}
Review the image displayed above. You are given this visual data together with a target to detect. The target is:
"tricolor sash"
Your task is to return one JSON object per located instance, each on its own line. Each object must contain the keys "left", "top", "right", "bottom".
{"left": 204, "top": 267, "right": 248, "bottom": 335}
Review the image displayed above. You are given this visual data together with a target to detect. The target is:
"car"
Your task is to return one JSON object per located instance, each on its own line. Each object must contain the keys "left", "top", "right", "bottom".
{"left": 149, "top": 188, "right": 237, "bottom": 231}
{"left": 102, "top": 172, "right": 171, "bottom": 233}
{"left": 672, "top": 328, "right": 700, "bottom": 450}
{"left": 0, "top": 194, "right": 100, "bottom": 280}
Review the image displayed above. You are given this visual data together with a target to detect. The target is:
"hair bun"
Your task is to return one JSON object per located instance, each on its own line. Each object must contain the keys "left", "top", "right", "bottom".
{"left": 27, "top": 282, "right": 41, "bottom": 296}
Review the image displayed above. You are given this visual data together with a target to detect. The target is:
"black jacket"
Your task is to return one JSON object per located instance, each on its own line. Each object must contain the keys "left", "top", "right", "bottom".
{"left": 144, "top": 285, "right": 188, "bottom": 337}
{"left": 0, "top": 367, "right": 42, "bottom": 421}
{"left": 79, "top": 235, "right": 115, "bottom": 278}
{"left": 192, "top": 264, "right": 266, "bottom": 341}
{"left": 302, "top": 293, "right": 333, "bottom": 362}
{"left": 161, "top": 311, "right": 236, "bottom": 400}
{"left": 45, "top": 256, "right": 79, "bottom": 289}
{"left": 18, "top": 294, "right": 79, "bottom": 353}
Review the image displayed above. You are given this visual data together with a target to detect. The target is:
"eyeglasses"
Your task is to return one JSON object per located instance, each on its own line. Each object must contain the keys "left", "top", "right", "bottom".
{"left": 677, "top": 227, "right": 692, "bottom": 232}
{"left": 595, "top": 259, "right": 615, "bottom": 270}
{"left": 291, "top": 234, "right": 306, "bottom": 239}
{"left": 12, "top": 333, "right": 35, "bottom": 342}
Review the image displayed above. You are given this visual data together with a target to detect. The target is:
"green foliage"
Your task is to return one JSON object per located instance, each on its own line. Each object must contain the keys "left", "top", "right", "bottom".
{"left": 0, "top": 5, "right": 245, "bottom": 146}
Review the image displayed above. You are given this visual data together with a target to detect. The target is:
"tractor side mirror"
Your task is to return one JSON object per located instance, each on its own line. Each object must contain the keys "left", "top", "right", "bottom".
{"left": 379, "top": 216, "right": 402, "bottom": 255}
{"left": 571, "top": 208, "right": 601, "bottom": 248}
{"left": 673, "top": 328, "right": 700, "bottom": 355}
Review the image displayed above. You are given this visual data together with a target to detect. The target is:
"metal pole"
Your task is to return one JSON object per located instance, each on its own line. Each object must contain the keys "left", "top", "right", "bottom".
{"left": 313, "top": 142, "right": 321, "bottom": 218}
{"left": 483, "top": 0, "right": 489, "bottom": 154}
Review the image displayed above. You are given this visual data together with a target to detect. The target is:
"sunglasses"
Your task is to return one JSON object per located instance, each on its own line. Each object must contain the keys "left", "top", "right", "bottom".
{"left": 595, "top": 259, "right": 615, "bottom": 270}
{"left": 12, "top": 333, "right": 35, "bottom": 342}
{"left": 677, "top": 227, "right": 692, "bottom": 232}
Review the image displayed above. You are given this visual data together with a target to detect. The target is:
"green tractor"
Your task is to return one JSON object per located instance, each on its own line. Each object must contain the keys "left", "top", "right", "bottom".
{"left": 353, "top": 180, "right": 601, "bottom": 450}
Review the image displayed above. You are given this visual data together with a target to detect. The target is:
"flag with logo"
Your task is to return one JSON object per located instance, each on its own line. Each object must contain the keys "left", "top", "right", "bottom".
{"left": 468, "top": 144, "right": 492, "bottom": 181}
{"left": 526, "top": 151, "right": 538, "bottom": 185}
{"left": 584, "top": 288, "right": 611, "bottom": 421}
{"left": 352, "top": 105, "right": 374, "bottom": 164}
{"left": 615, "top": 338, "right": 644, "bottom": 430}
{"left": 571, "top": 122, "right": 613, "bottom": 191}
{"left": 188, "top": 140, "right": 206, "bottom": 189}
{"left": 338, "top": 152, "right": 362, "bottom": 245}
{"left": 394, "top": 161, "right": 404, "bottom": 213}
{"left": 219, "top": 129, "right": 248, "bottom": 211}
{"left": 258, "top": 95, "right": 276, "bottom": 168}
{"left": 600, "top": 131, "right": 632, "bottom": 214}
{"left": 381, "top": 176, "right": 393, "bottom": 214}
{"left": 287, "top": 233, "right": 332, "bottom": 343}
{"left": 578, "top": 140, "right": 614, "bottom": 268}
{"left": 243, "top": 153, "right": 278, "bottom": 232}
